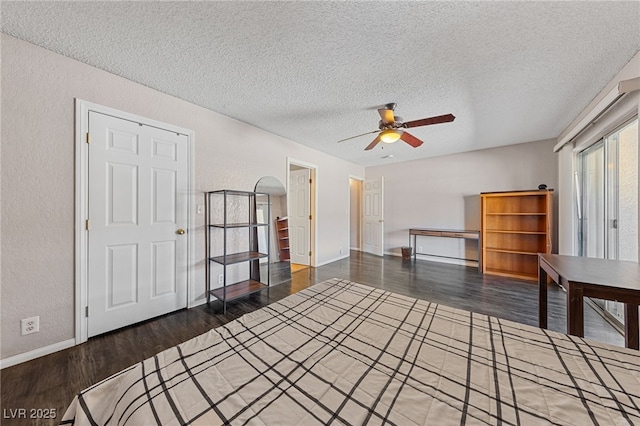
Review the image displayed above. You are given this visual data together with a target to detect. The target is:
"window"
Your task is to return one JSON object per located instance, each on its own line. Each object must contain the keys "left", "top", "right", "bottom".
{"left": 577, "top": 118, "right": 638, "bottom": 324}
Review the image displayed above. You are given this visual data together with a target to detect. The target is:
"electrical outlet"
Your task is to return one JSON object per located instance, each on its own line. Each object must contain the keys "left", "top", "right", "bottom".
{"left": 339, "top": 247, "right": 343, "bottom": 254}
{"left": 418, "top": 246, "right": 423, "bottom": 253}
{"left": 21, "top": 316, "right": 39, "bottom": 335}
{"left": 196, "top": 204, "right": 204, "bottom": 215}
{"left": 218, "top": 274, "right": 224, "bottom": 285}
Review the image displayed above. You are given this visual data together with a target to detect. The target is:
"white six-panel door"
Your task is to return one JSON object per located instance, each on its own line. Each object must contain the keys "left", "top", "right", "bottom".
{"left": 87, "top": 111, "right": 188, "bottom": 337}
{"left": 363, "top": 177, "right": 384, "bottom": 256}
{"left": 289, "top": 168, "right": 310, "bottom": 265}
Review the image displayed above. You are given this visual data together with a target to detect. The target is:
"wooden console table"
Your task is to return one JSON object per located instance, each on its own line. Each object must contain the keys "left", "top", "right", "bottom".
{"left": 409, "top": 228, "right": 481, "bottom": 271}
{"left": 538, "top": 253, "right": 640, "bottom": 350}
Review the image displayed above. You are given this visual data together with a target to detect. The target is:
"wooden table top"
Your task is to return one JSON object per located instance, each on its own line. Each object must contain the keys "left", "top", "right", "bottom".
{"left": 539, "top": 253, "right": 640, "bottom": 291}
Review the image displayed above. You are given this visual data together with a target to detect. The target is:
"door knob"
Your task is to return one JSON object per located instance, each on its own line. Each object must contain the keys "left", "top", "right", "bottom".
{"left": 176, "top": 228, "right": 186, "bottom": 235}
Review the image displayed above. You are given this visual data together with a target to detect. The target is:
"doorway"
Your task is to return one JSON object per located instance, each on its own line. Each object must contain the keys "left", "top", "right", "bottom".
{"left": 349, "top": 177, "right": 364, "bottom": 252}
{"left": 75, "top": 100, "right": 194, "bottom": 342}
{"left": 287, "top": 159, "right": 317, "bottom": 269}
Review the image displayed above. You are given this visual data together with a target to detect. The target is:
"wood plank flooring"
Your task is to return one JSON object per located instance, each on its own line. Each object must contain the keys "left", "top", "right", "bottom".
{"left": 0, "top": 251, "right": 623, "bottom": 425}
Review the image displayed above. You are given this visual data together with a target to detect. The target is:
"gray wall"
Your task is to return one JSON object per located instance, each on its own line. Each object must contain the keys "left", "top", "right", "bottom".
{"left": 1, "top": 34, "right": 363, "bottom": 362}
{"left": 366, "top": 139, "right": 558, "bottom": 263}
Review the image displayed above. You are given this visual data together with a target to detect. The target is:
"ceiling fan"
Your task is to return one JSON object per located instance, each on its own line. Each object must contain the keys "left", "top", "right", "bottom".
{"left": 338, "top": 103, "right": 455, "bottom": 151}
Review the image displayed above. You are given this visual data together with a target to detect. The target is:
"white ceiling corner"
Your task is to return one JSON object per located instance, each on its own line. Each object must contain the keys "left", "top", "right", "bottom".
{"left": 2, "top": 1, "right": 639, "bottom": 167}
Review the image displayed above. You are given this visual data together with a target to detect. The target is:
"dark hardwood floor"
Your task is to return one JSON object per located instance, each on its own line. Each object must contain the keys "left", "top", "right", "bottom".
{"left": 1, "top": 251, "right": 623, "bottom": 425}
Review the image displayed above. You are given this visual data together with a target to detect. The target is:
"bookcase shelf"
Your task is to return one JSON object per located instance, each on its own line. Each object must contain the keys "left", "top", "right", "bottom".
{"left": 275, "top": 217, "right": 290, "bottom": 261}
{"left": 481, "top": 190, "right": 553, "bottom": 281}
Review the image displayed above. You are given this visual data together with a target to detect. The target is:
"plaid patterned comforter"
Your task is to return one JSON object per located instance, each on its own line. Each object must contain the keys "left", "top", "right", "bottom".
{"left": 62, "top": 278, "right": 640, "bottom": 425}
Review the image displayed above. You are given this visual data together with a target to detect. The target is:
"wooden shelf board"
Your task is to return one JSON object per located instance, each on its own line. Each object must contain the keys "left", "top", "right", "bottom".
{"left": 209, "top": 251, "right": 268, "bottom": 265}
{"left": 484, "top": 248, "right": 541, "bottom": 256}
{"left": 481, "top": 190, "right": 553, "bottom": 196}
{"left": 484, "top": 230, "right": 547, "bottom": 235}
{"left": 485, "top": 213, "right": 547, "bottom": 216}
{"left": 209, "top": 222, "right": 268, "bottom": 228}
{"left": 484, "top": 268, "right": 537, "bottom": 281}
{"left": 209, "top": 279, "right": 268, "bottom": 301}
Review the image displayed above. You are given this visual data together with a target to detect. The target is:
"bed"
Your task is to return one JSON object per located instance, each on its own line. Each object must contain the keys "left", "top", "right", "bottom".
{"left": 62, "top": 278, "right": 640, "bottom": 425}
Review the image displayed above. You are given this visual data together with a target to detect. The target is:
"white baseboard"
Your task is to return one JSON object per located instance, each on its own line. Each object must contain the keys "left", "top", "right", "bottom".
{"left": 0, "top": 338, "right": 76, "bottom": 369}
{"left": 316, "top": 253, "right": 350, "bottom": 267}
{"left": 385, "top": 251, "right": 478, "bottom": 268}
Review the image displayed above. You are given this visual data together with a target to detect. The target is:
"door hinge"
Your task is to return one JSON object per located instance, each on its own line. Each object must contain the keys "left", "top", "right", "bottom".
{"left": 309, "top": 251, "right": 312, "bottom": 256}
{"left": 309, "top": 178, "right": 312, "bottom": 184}
{"left": 86, "top": 132, "right": 90, "bottom": 144}
{"left": 85, "top": 306, "right": 89, "bottom": 317}
{"left": 613, "top": 219, "right": 618, "bottom": 229}
{"left": 309, "top": 214, "right": 312, "bottom": 220}
{"left": 85, "top": 219, "right": 90, "bottom": 230}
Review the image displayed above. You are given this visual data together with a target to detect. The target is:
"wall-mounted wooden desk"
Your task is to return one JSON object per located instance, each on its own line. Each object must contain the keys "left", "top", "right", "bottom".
{"left": 538, "top": 253, "right": 640, "bottom": 350}
{"left": 409, "top": 228, "right": 481, "bottom": 271}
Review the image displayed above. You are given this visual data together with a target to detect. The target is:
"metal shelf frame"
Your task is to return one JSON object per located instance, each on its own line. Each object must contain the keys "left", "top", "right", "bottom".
{"left": 205, "top": 189, "right": 271, "bottom": 313}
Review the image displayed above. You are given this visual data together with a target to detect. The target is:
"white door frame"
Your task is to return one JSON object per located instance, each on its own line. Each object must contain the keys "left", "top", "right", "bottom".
{"left": 349, "top": 175, "right": 365, "bottom": 252}
{"left": 74, "top": 99, "right": 195, "bottom": 344}
{"left": 286, "top": 158, "right": 318, "bottom": 267}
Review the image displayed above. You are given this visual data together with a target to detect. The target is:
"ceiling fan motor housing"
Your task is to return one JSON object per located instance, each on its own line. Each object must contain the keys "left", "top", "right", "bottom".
{"left": 378, "top": 117, "right": 403, "bottom": 130}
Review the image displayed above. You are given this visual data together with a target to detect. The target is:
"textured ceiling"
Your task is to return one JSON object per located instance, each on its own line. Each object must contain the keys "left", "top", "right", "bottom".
{"left": 2, "top": 1, "right": 639, "bottom": 166}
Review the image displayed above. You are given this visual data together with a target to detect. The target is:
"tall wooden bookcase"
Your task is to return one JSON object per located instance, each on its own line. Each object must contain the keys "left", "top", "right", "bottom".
{"left": 481, "top": 190, "right": 553, "bottom": 280}
{"left": 275, "top": 217, "right": 290, "bottom": 261}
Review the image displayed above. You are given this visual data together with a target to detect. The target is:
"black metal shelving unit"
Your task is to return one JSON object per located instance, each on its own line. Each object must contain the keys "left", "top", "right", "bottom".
{"left": 205, "top": 189, "right": 270, "bottom": 313}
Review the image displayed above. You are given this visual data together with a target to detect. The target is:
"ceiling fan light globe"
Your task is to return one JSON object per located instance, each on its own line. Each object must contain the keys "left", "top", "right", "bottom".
{"left": 380, "top": 129, "right": 401, "bottom": 143}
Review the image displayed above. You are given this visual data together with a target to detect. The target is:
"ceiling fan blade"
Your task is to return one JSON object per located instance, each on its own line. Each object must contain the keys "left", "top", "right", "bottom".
{"left": 365, "top": 134, "right": 382, "bottom": 151}
{"left": 337, "top": 129, "right": 380, "bottom": 143}
{"left": 403, "top": 113, "right": 455, "bottom": 128}
{"left": 400, "top": 131, "right": 424, "bottom": 148}
{"left": 378, "top": 108, "right": 395, "bottom": 124}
